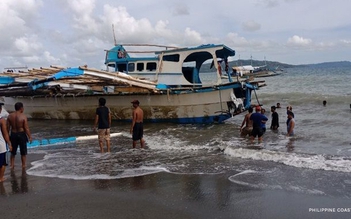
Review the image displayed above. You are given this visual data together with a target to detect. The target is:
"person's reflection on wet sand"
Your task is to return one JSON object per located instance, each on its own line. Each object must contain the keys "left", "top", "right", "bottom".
{"left": 0, "top": 181, "right": 6, "bottom": 195}
{"left": 11, "top": 169, "right": 28, "bottom": 193}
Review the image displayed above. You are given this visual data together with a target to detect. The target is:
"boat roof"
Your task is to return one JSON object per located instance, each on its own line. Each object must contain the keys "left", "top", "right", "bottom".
{"left": 105, "top": 44, "right": 235, "bottom": 64}
{"left": 154, "top": 44, "right": 235, "bottom": 56}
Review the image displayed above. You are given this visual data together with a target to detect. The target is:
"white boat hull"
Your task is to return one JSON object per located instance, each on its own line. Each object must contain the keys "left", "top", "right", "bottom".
{"left": 1, "top": 87, "right": 240, "bottom": 123}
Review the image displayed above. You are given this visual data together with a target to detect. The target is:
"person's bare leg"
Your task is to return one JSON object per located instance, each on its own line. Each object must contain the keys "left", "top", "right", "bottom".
{"left": 106, "top": 140, "right": 111, "bottom": 152}
{"left": 140, "top": 138, "right": 145, "bottom": 148}
{"left": 250, "top": 136, "right": 254, "bottom": 143}
{"left": 10, "top": 155, "right": 15, "bottom": 169}
{"left": 21, "top": 155, "right": 26, "bottom": 169}
{"left": 0, "top": 166, "right": 6, "bottom": 182}
{"left": 258, "top": 136, "right": 263, "bottom": 143}
{"left": 132, "top": 141, "right": 136, "bottom": 148}
{"left": 99, "top": 141, "right": 104, "bottom": 153}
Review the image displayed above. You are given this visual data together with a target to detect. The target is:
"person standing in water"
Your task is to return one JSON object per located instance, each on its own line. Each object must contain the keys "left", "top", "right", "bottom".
{"left": 286, "top": 111, "right": 295, "bottom": 137}
{"left": 250, "top": 106, "right": 268, "bottom": 143}
{"left": 94, "top": 98, "right": 111, "bottom": 153}
{"left": 0, "top": 103, "right": 12, "bottom": 182}
{"left": 240, "top": 107, "right": 253, "bottom": 137}
{"left": 7, "top": 102, "right": 32, "bottom": 169}
{"left": 270, "top": 106, "right": 279, "bottom": 130}
{"left": 130, "top": 100, "right": 145, "bottom": 148}
{"left": 260, "top": 108, "right": 267, "bottom": 133}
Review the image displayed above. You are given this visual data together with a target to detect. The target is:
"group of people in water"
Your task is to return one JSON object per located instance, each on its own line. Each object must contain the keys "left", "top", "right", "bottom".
{"left": 0, "top": 102, "right": 32, "bottom": 182}
{"left": 0, "top": 98, "right": 146, "bottom": 182}
{"left": 240, "top": 102, "right": 295, "bottom": 143}
{"left": 93, "top": 98, "right": 145, "bottom": 153}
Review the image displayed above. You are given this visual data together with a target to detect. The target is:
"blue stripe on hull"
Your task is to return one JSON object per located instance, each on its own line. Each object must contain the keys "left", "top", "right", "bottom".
{"left": 28, "top": 137, "right": 77, "bottom": 148}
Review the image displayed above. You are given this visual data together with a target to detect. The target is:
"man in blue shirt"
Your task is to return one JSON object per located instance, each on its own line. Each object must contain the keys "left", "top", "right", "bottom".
{"left": 250, "top": 106, "right": 268, "bottom": 143}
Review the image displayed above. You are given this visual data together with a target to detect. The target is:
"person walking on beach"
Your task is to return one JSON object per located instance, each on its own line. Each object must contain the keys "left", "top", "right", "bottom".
{"left": 130, "top": 100, "right": 145, "bottom": 148}
{"left": 250, "top": 106, "right": 268, "bottom": 143}
{"left": 270, "top": 106, "right": 279, "bottom": 130}
{"left": 240, "top": 106, "right": 253, "bottom": 137}
{"left": 7, "top": 102, "right": 32, "bottom": 169}
{"left": 286, "top": 111, "right": 295, "bottom": 137}
{"left": 0, "top": 103, "right": 12, "bottom": 182}
{"left": 94, "top": 98, "right": 111, "bottom": 153}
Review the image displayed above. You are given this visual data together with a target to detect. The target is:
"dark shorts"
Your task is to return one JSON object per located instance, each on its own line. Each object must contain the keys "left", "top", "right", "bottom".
{"left": 251, "top": 127, "right": 264, "bottom": 138}
{"left": 10, "top": 132, "right": 28, "bottom": 156}
{"left": 132, "top": 123, "right": 143, "bottom": 141}
{"left": 0, "top": 152, "right": 7, "bottom": 167}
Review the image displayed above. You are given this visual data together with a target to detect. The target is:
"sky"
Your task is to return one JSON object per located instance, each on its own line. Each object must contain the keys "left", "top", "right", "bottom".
{"left": 0, "top": 0, "right": 350, "bottom": 71}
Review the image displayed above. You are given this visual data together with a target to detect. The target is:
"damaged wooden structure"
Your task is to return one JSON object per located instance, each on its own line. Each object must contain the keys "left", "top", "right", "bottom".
{"left": 0, "top": 44, "right": 263, "bottom": 124}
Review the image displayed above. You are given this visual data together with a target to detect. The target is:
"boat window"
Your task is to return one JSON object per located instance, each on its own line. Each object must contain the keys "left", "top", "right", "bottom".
{"left": 137, "top": 63, "right": 144, "bottom": 71}
{"left": 146, "top": 62, "right": 157, "bottom": 71}
{"left": 128, "top": 63, "right": 135, "bottom": 72}
{"left": 163, "top": 54, "right": 180, "bottom": 62}
{"left": 117, "top": 64, "right": 127, "bottom": 72}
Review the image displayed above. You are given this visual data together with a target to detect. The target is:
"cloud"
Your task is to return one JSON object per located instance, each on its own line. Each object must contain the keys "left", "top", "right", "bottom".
{"left": 172, "top": 3, "right": 190, "bottom": 16}
{"left": 257, "top": 0, "right": 280, "bottom": 8}
{"left": 225, "top": 32, "right": 250, "bottom": 47}
{"left": 0, "top": 0, "right": 43, "bottom": 52}
{"left": 287, "top": 35, "right": 312, "bottom": 46}
{"left": 14, "top": 35, "right": 43, "bottom": 56}
{"left": 340, "top": 39, "right": 351, "bottom": 45}
{"left": 242, "top": 20, "right": 261, "bottom": 32}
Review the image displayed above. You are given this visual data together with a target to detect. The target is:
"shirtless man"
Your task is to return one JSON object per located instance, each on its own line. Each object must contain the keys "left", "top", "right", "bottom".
{"left": 130, "top": 100, "right": 145, "bottom": 148}
{"left": 7, "top": 102, "right": 32, "bottom": 169}
{"left": 240, "top": 106, "right": 253, "bottom": 137}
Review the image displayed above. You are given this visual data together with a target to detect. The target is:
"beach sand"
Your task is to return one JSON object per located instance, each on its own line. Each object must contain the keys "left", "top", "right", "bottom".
{"left": 1, "top": 154, "right": 350, "bottom": 219}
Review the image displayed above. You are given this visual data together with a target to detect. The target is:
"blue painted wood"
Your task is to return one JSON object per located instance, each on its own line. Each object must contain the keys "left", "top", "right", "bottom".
{"left": 27, "top": 137, "right": 77, "bottom": 148}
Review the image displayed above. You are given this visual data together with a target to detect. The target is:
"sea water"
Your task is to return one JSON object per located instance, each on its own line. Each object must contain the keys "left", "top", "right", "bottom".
{"left": 25, "top": 65, "right": 351, "bottom": 197}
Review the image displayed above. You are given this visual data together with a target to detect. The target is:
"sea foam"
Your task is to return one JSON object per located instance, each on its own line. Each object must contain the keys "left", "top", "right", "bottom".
{"left": 224, "top": 146, "right": 351, "bottom": 173}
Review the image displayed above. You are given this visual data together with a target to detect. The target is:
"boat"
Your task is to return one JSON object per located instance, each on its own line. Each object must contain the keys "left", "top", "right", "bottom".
{"left": 0, "top": 44, "right": 262, "bottom": 124}
{"left": 231, "top": 65, "right": 281, "bottom": 78}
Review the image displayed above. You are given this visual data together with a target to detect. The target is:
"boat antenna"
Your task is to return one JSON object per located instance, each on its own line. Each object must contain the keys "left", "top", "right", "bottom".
{"left": 112, "top": 24, "right": 117, "bottom": 46}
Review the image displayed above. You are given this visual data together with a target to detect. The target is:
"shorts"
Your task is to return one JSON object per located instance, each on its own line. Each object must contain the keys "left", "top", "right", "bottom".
{"left": 241, "top": 127, "right": 253, "bottom": 136}
{"left": 98, "top": 128, "right": 110, "bottom": 142}
{"left": 132, "top": 123, "right": 143, "bottom": 141}
{"left": 251, "top": 127, "right": 264, "bottom": 138}
{"left": 10, "top": 132, "right": 28, "bottom": 156}
{"left": 0, "top": 152, "right": 7, "bottom": 167}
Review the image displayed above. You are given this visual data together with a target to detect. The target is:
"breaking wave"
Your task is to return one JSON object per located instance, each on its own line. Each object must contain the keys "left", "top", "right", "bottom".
{"left": 224, "top": 146, "right": 351, "bottom": 173}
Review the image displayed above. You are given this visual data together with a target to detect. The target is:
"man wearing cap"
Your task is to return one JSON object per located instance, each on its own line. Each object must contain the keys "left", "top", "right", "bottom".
{"left": 250, "top": 105, "right": 268, "bottom": 143}
{"left": 130, "top": 100, "right": 145, "bottom": 148}
{"left": 7, "top": 102, "right": 32, "bottom": 169}
{"left": 0, "top": 103, "right": 12, "bottom": 182}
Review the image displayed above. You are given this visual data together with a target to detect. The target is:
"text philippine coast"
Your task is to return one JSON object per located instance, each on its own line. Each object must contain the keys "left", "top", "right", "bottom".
{"left": 309, "top": 208, "right": 351, "bottom": 213}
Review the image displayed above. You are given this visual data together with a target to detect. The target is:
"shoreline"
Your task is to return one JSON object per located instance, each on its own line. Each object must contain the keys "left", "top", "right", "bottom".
{"left": 1, "top": 153, "right": 351, "bottom": 219}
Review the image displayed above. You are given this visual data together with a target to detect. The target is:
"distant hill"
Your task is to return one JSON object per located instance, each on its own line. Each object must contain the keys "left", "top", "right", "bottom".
{"left": 297, "top": 61, "right": 351, "bottom": 68}
{"left": 201, "top": 59, "right": 294, "bottom": 72}
{"left": 201, "top": 60, "right": 351, "bottom": 72}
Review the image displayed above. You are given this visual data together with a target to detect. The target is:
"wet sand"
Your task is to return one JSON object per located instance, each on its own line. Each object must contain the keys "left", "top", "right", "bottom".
{"left": 1, "top": 154, "right": 350, "bottom": 219}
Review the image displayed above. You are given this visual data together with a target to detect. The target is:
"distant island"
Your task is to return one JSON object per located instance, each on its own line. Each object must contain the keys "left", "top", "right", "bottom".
{"left": 227, "top": 60, "right": 351, "bottom": 69}
{"left": 201, "top": 60, "right": 351, "bottom": 72}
